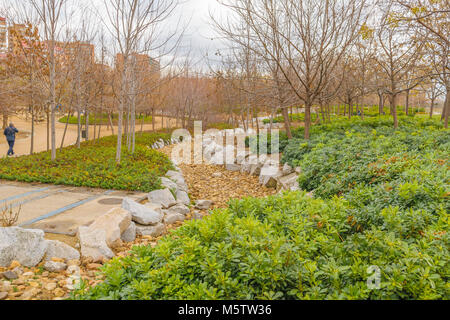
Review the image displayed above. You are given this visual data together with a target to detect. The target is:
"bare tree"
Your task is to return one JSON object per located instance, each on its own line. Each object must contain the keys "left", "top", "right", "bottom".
{"left": 214, "top": 0, "right": 373, "bottom": 139}
{"left": 101, "top": 0, "right": 182, "bottom": 163}
{"left": 28, "top": 0, "right": 71, "bottom": 160}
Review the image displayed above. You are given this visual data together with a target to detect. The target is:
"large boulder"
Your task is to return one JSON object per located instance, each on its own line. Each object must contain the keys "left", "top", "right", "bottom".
{"left": 169, "top": 204, "right": 190, "bottom": 216}
{"left": 259, "top": 165, "right": 282, "bottom": 189}
{"left": 0, "top": 227, "right": 48, "bottom": 268}
{"left": 135, "top": 223, "right": 166, "bottom": 238}
{"left": 160, "top": 177, "right": 178, "bottom": 191}
{"left": 123, "top": 197, "right": 163, "bottom": 225}
{"left": 176, "top": 190, "right": 190, "bottom": 206}
{"left": 148, "top": 189, "right": 177, "bottom": 209}
{"left": 282, "top": 163, "right": 294, "bottom": 175}
{"left": 77, "top": 227, "right": 114, "bottom": 263}
{"left": 45, "top": 240, "right": 80, "bottom": 262}
{"left": 121, "top": 222, "right": 136, "bottom": 243}
{"left": 88, "top": 207, "right": 131, "bottom": 247}
{"left": 277, "top": 173, "right": 299, "bottom": 191}
{"left": 167, "top": 171, "right": 189, "bottom": 192}
{"left": 241, "top": 155, "right": 259, "bottom": 174}
{"left": 164, "top": 212, "right": 185, "bottom": 225}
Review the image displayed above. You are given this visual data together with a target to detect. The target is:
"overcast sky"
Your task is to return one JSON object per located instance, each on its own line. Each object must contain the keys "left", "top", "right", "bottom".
{"left": 1, "top": 0, "right": 228, "bottom": 69}
{"left": 86, "top": 0, "right": 227, "bottom": 69}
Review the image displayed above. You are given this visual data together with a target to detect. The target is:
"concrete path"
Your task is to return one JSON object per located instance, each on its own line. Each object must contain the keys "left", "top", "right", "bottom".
{"left": 0, "top": 180, "right": 146, "bottom": 236}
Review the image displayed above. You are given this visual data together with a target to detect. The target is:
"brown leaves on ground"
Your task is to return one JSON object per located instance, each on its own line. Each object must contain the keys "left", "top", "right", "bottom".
{"left": 159, "top": 144, "right": 276, "bottom": 209}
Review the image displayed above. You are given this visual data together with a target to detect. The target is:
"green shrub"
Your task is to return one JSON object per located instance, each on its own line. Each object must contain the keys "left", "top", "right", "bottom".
{"left": 71, "top": 191, "right": 449, "bottom": 300}
{"left": 0, "top": 132, "right": 173, "bottom": 192}
{"left": 59, "top": 114, "right": 153, "bottom": 126}
{"left": 207, "top": 122, "right": 235, "bottom": 130}
{"left": 70, "top": 116, "right": 449, "bottom": 300}
{"left": 245, "top": 131, "right": 289, "bottom": 154}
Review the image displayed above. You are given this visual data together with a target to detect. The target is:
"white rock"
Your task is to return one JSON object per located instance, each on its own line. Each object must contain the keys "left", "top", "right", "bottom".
{"left": 44, "top": 261, "right": 67, "bottom": 272}
{"left": 148, "top": 188, "right": 177, "bottom": 209}
{"left": 169, "top": 204, "right": 190, "bottom": 216}
{"left": 212, "top": 172, "right": 223, "bottom": 178}
{"left": 135, "top": 223, "right": 166, "bottom": 237}
{"left": 236, "top": 152, "right": 248, "bottom": 165}
{"left": 250, "top": 163, "right": 263, "bottom": 176}
{"left": 259, "top": 165, "right": 282, "bottom": 189}
{"left": 123, "top": 197, "right": 164, "bottom": 226}
{"left": 295, "top": 167, "right": 302, "bottom": 174}
{"left": 176, "top": 190, "right": 190, "bottom": 205}
{"left": 88, "top": 207, "right": 131, "bottom": 247}
{"left": 161, "top": 177, "right": 178, "bottom": 190}
{"left": 226, "top": 163, "right": 241, "bottom": 172}
{"left": 166, "top": 170, "right": 187, "bottom": 187}
{"left": 195, "top": 200, "right": 213, "bottom": 210}
{"left": 282, "top": 163, "right": 294, "bottom": 175}
{"left": 210, "top": 151, "right": 225, "bottom": 165}
{"left": 45, "top": 240, "right": 80, "bottom": 262}
{"left": 164, "top": 212, "right": 185, "bottom": 225}
{"left": 77, "top": 227, "right": 114, "bottom": 263}
{"left": 144, "top": 202, "right": 163, "bottom": 212}
{"left": 278, "top": 173, "right": 299, "bottom": 191}
{"left": 121, "top": 222, "right": 136, "bottom": 243}
{"left": 0, "top": 227, "right": 48, "bottom": 268}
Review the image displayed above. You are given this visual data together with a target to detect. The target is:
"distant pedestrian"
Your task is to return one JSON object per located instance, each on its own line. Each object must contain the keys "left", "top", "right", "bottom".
{"left": 4, "top": 123, "right": 19, "bottom": 156}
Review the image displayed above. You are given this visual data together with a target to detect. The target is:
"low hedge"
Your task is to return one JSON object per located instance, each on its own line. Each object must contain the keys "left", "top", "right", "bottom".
{"left": 0, "top": 132, "right": 173, "bottom": 192}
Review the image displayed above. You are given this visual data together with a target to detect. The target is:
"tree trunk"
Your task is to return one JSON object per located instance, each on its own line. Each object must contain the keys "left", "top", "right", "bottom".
{"left": 282, "top": 107, "right": 292, "bottom": 139}
{"left": 405, "top": 90, "right": 410, "bottom": 116}
{"left": 391, "top": 93, "right": 399, "bottom": 129}
{"left": 152, "top": 108, "right": 155, "bottom": 131}
{"left": 430, "top": 98, "right": 435, "bottom": 118}
{"left": 108, "top": 112, "right": 114, "bottom": 135}
{"left": 76, "top": 110, "right": 81, "bottom": 148}
{"left": 442, "top": 87, "right": 449, "bottom": 129}
{"left": 60, "top": 112, "right": 72, "bottom": 150}
{"left": 85, "top": 109, "right": 89, "bottom": 141}
{"left": 304, "top": 102, "right": 312, "bottom": 140}
{"left": 46, "top": 109, "right": 50, "bottom": 151}
{"left": 378, "top": 92, "right": 384, "bottom": 115}
{"left": 30, "top": 107, "right": 34, "bottom": 155}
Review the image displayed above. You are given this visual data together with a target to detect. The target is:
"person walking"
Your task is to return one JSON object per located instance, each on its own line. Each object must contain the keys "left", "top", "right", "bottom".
{"left": 4, "top": 123, "right": 19, "bottom": 156}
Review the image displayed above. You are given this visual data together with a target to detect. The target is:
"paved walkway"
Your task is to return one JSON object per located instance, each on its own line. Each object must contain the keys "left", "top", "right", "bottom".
{"left": 0, "top": 180, "right": 146, "bottom": 235}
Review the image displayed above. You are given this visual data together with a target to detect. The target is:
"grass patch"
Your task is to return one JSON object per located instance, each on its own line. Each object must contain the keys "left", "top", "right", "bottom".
{"left": 59, "top": 114, "right": 153, "bottom": 126}
{"left": 0, "top": 131, "right": 173, "bottom": 192}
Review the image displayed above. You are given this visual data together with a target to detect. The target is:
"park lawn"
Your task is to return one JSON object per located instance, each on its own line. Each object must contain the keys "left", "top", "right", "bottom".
{"left": 58, "top": 114, "right": 153, "bottom": 126}
{"left": 0, "top": 132, "right": 173, "bottom": 192}
{"left": 71, "top": 117, "right": 449, "bottom": 300}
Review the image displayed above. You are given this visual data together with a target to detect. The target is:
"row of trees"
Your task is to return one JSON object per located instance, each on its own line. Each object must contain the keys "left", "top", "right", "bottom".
{"left": 0, "top": 0, "right": 448, "bottom": 163}
{"left": 210, "top": 0, "right": 449, "bottom": 139}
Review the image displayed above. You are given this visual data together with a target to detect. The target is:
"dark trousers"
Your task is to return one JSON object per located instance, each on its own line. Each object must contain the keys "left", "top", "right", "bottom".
{"left": 7, "top": 140, "right": 14, "bottom": 155}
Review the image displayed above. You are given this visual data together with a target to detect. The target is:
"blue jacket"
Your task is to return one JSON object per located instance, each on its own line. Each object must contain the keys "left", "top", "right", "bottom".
{"left": 4, "top": 126, "right": 18, "bottom": 142}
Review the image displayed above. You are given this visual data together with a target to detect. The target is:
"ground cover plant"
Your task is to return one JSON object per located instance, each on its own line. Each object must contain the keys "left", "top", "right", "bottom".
{"left": 58, "top": 114, "right": 153, "bottom": 125}
{"left": 71, "top": 190, "right": 449, "bottom": 300}
{"left": 71, "top": 116, "right": 449, "bottom": 300}
{"left": 0, "top": 132, "right": 173, "bottom": 192}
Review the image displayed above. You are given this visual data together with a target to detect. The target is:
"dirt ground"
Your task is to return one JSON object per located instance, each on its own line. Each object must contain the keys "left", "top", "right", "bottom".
{"left": 0, "top": 114, "right": 178, "bottom": 157}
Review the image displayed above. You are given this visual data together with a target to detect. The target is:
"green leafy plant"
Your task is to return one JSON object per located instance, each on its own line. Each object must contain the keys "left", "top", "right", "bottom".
{"left": 0, "top": 132, "right": 174, "bottom": 192}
